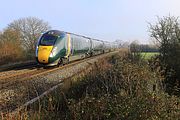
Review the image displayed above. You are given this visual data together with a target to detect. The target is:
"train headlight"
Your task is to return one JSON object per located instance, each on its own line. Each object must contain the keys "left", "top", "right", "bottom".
{"left": 50, "top": 47, "right": 57, "bottom": 57}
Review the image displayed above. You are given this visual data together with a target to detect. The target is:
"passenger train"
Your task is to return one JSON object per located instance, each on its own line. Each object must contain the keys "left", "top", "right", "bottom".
{"left": 35, "top": 30, "right": 117, "bottom": 66}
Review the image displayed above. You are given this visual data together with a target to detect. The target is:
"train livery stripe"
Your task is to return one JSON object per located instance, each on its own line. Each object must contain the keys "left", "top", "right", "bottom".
{"left": 38, "top": 45, "right": 53, "bottom": 63}
{"left": 66, "top": 34, "right": 71, "bottom": 57}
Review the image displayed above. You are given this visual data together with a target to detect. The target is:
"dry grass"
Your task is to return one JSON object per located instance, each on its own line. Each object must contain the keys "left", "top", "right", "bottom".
{"left": 2, "top": 52, "right": 180, "bottom": 120}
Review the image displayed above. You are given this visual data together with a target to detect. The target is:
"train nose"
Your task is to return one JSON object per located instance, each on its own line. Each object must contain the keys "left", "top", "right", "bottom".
{"left": 37, "top": 46, "right": 53, "bottom": 64}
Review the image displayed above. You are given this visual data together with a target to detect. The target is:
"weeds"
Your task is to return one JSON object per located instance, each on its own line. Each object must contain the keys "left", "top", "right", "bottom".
{"left": 2, "top": 52, "right": 180, "bottom": 120}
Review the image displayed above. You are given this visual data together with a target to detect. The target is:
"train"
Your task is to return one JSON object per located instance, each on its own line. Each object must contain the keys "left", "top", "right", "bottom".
{"left": 35, "top": 30, "right": 117, "bottom": 66}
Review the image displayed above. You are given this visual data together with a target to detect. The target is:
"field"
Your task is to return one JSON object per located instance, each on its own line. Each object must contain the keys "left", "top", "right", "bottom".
{"left": 140, "top": 52, "right": 159, "bottom": 60}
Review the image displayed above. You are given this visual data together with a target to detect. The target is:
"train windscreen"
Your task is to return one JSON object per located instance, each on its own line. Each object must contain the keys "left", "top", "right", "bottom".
{"left": 40, "top": 35, "right": 58, "bottom": 46}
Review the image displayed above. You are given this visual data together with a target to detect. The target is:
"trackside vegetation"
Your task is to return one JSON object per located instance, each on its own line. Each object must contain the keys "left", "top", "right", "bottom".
{"left": 149, "top": 16, "right": 180, "bottom": 95}
{"left": 0, "top": 17, "right": 51, "bottom": 65}
{"left": 4, "top": 51, "right": 180, "bottom": 119}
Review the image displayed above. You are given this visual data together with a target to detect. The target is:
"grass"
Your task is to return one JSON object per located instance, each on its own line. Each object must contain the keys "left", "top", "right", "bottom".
{"left": 140, "top": 52, "right": 159, "bottom": 60}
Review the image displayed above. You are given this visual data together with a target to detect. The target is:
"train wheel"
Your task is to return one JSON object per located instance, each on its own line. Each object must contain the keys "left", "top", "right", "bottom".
{"left": 65, "top": 57, "right": 69, "bottom": 64}
{"left": 85, "top": 53, "right": 88, "bottom": 58}
{"left": 102, "top": 50, "right": 105, "bottom": 54}
{"left": 90, "top": 52, "right": 93, "bottom": 57}
{"left": 57, "top": 58, "right": 63, "bottom": 67}
{"left": 67, "top": 56, "right": 69, "bottom": 63}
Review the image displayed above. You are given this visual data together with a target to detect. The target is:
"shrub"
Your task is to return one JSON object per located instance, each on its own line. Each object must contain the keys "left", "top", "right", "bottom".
{"left": 149, "top": 16, "right": 180, "bottom": 95}
{"left": 64, "top": 53, "right": 180, "bottom": 119}
{"left": 0, "top": 29, "right": 24, "bottom": 65}
{"left": 6, "top": 52, "right": 180, "bottom": 119}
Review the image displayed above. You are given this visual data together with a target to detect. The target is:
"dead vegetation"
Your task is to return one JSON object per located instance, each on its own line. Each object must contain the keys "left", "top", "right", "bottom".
{"left": 3, "top": 51, "right": 180, "bottom": 120}
{"left": 0, "top": 17, "right": 51, "bottom": 65}
{"left": 0, "top": 29, "right": 24, "bottom": 65}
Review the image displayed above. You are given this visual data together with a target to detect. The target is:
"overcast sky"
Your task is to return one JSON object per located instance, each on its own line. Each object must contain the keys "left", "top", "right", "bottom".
{"left": 0, "top": 0, "right": 180, "bottom": 43}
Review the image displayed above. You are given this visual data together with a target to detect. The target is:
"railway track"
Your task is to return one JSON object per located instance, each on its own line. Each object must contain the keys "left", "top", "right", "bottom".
{"left": 0, "top": 54, "right": 102, "bottom": 89}
{"left": 0, "top": 61, "right": 37, "bottom": 73}
{"left": 10, "top": 61, "right": 93, "bottom": 116}
{"left": 0, "top": 51, "right": 119, "bottom": 113}
{"left": 0, "top": 67, "right": 40, "bottom": 81}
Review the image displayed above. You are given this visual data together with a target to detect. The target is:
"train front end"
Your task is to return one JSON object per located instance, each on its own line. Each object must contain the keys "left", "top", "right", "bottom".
{"left": 35, "top": 30, "right": 67, "bottom": 66}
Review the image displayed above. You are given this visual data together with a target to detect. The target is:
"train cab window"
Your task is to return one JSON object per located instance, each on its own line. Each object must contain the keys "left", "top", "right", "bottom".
{"left": 40, "top": 35, "right": 58, "bottom": 46}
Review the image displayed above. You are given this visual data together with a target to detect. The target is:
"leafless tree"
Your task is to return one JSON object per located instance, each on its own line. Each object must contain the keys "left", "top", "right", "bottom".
{"left": 149, "top": 16, "right": 180, "bottom": 95}
{"left": 130, "top": 40, "right": 141, "bottom": 53}
{"left": 8, "top": 17, "right": 51, "bottom": 51}
{"left": 149, "top": 16, "right": 180, "bottom": 62}
{"left": 0, "top": 29, "right": 23, "bottom": 64}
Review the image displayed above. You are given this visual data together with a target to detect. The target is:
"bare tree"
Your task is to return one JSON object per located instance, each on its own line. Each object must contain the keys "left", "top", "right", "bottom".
{"left": 0, "top": 29, "right": 23, "bottom": 64}
{"left": 149, "top": 16, "right": 180, "bottom": 95}
{"left": 130, "top": 40, "right": 141, "bottom": 53}
{"left": 0, "top": 28, "right": 21, "bottom": 44}
{"left": 115, "top": 39, "right": 123, "bottom": 48}
{"left": 129, "top": 40, "right": 143, "bottom": 62}
{"left": 8, "top": 17, "right": 51, "bottom": 51}
{"left": 149, "top": 16, "right": 180, "bottom": 62}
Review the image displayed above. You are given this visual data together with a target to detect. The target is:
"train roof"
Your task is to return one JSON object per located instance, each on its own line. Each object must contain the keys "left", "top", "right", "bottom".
{"left": 44, "top": 30, "right": 66, "bottom": 36}
{"left": 44, "top": 30, "right": 117, "bottom": 45}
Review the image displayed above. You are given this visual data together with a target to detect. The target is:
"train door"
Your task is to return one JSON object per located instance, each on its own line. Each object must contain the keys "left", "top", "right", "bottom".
{"left": 71, "top": 37, "right": 74, "bottom": 55}
{"left": 66, "top": 34, "right": 72, "bottom": 57}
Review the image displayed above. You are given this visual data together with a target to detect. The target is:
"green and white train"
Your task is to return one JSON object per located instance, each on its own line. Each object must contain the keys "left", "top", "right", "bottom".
{"left": 35, "top": 30, "right": 117, "bottom": 66}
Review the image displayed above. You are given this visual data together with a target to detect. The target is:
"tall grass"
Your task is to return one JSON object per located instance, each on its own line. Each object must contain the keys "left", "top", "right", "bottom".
{"left": 2, "top": 52, "right": 180, "bottom": 119}
{"left": 63, "top": 53, "right": 180, "bottom": 119}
